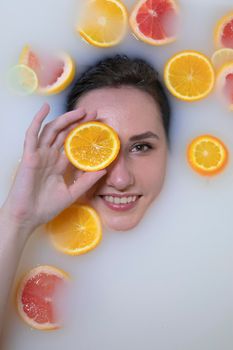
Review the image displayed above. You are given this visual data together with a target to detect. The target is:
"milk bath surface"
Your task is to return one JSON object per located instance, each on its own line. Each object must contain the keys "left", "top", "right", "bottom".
{"left": 0, "top": 0, "right": 233, "bottom": 349}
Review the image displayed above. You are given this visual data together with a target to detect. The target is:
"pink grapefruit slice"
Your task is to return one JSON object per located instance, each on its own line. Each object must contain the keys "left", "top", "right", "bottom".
{"left": 129, "top": 0, "right": 179, "bottom": 46}
{"left": 214, "top": 11, "right": 233, "bottom": 49}
{"left": 16, "top": 265, "right": 70, "bottom": 330}
{"left": 216, "top": 62, "right": 233, "bottom": 110}
{"left": 19, "top": 45, "right": 75, "bottom": 95}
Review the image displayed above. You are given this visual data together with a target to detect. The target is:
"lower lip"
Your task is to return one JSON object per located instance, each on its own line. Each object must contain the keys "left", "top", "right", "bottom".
{"left": 100, "top": 197, "right": 140, "bottom": 212}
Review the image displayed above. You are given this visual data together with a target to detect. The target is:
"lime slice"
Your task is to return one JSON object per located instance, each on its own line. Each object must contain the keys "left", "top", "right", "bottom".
{"left": 7, "top": 64, "right": 38, "bottom": 95}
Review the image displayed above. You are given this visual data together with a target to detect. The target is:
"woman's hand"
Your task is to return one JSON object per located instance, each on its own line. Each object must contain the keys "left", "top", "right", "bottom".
{"left": 2, "top": 103, "right": 106, "bottom": 234}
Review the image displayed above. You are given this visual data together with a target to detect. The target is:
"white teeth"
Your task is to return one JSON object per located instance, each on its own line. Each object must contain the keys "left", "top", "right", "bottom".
{"left": 103, "top": 195, "right": 138, "bottom": 204}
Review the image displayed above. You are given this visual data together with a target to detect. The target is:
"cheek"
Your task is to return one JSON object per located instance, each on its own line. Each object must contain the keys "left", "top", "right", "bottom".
{"left": 137, "top": 152, "right": 167, "bottom": 195}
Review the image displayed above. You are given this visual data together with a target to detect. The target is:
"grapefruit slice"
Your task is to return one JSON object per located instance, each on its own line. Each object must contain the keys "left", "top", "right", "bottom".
{"left": 216, "top": 62, "right": 233, "bottom": 110}
{"left": 19, "top": 45, "right": 75, "bottom": 95}
{"left": 129, "top": 0, "right": 179, "bottom": 46}
{"left": 16, "top": 265, "right": 70, "bottom": 330}
{"left": 214, "top": 11, "right": 233, "bottom": 49}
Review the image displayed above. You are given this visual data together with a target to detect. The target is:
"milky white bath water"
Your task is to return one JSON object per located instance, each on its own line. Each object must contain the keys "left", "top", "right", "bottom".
{"left": 0, "top": 0, "right": 233, "bottom": 349}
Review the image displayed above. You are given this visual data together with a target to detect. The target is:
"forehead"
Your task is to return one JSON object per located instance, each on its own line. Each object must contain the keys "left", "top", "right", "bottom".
{"left": 77, "top": 86, "right": 163, "bottom": 138}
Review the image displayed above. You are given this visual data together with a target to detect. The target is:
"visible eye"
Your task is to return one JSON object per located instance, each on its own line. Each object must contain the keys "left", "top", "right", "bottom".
{"left": 130, "top": 143, "right": 153, "bottom": 153}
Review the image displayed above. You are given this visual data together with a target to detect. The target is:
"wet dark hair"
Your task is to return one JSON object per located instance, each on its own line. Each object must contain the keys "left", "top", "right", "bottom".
{"left": 66, "top": 54, "right": 171, "bottom": 141}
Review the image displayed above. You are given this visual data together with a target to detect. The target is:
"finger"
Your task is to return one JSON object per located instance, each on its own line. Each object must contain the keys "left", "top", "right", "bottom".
{"left": 38, "top": 107, "right": 86, "bottom": 147}
{"left": 52, "top": 111, "right": 98, "bottom": 149}
{"left": 55, "top": 154, "right": 70, "bottom": 174}
{"left": 24, "top": 103, "right": 50, "bottom": 152}
{"left": 68, "top": 170, "right": 107, "bottom": 201}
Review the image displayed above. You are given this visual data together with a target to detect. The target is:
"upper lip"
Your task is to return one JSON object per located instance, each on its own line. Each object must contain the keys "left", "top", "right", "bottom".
{"left": 98, "top": 193, "right": 142, "bottom": 198}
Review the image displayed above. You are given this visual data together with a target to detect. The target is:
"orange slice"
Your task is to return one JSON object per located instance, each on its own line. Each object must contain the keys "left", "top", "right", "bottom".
{"left": 214, "top": 11, "right": 233, "bottom": 49}
{"left": 216, "top": 61, "right": 233, "bottom": 110}
{"left": 65, "top": 121, "right": 120, "bottom": 172}
{"left": 129, "top": 0, "right": 179, "bottom": 46}
{"left": 211, "top": 48, "right": 233, "bottom": 71}
{"left": 187, "top": 135, "right": 228, "bottom": 176}
{"left": 47, "top": 204, "right": 102, "bottom": 256}
{"left": 16, "top": 265, "right": 70, "bottom": 330}
{"left": 77, "top": 0, "right": 128, "bottom": 47}
{"left": 19, "top": 45, "right": 75, "bottom": 95}
{"left": 164, "top": 50, "right": 215, "bottom": 101}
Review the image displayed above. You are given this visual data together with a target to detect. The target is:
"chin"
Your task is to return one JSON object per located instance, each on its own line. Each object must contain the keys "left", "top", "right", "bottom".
{"left": 102, "top": 216, "right": 141, "bottom": 232}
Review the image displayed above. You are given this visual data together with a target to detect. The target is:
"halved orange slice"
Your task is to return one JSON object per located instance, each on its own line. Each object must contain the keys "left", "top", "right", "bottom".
{"left": 77, "top": 0, "right": 128, "bottom": 48}
{"left": 129, "top": 0, "right": 179, "bottom": 46}
{"left": 214, "top": 11, "right": 233, "bottom": 49}
{"left": 187, "top": 135, "right": 228, "bottom": 176}
{"left": 164, "top": 50, "right": 215, "bottom": 101}
{"left": 19, "top": 45, "right": 75, "bottom": 95}
{"left": 65, "top": 121, "right": 120, "bottom": 172}
{"left": 16, "top": 265, "right": 70, "bottom": 330}
{"left": 47, "top": 204, "right": 102, "bottom": 256}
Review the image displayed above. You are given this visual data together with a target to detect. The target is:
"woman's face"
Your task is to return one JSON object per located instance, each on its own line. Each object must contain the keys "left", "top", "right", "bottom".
{"left": 76, "top": 86, "right": 168, "bottom": 231}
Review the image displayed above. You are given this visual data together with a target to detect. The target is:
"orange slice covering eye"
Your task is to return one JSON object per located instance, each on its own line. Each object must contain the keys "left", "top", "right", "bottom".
{"left": 129, "top": 0, "right": 179, "bottom": 46}
{"left": 65, "top": 121, "right": 120, "bottom": 172}
{"left": 187, "top": 135, "right": 228, "bottom": 176}
{"left": 47, "top": 204, "right": 102, "bottom": 256}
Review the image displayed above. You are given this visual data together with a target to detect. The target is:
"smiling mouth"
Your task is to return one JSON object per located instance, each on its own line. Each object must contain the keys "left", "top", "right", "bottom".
{"left": 98, "top": 195, "right": 142, "bottom": 212}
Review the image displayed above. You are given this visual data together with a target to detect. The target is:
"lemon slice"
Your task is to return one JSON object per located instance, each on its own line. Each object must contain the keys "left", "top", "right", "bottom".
{"left": 7, "top": 64, "right": 38, "bottom": 96}
{"left": 211, "top": 48, "right": 233, "bottom": 71}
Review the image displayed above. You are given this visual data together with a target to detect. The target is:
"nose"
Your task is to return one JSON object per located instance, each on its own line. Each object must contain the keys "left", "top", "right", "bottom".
{"left": 106, "top": 152, "right": 134, "bottom": 191}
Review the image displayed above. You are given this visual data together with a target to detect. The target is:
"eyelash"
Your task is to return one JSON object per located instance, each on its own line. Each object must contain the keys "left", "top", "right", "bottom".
{"left": 130, "top": 143, "right": 154, "bottom": 153}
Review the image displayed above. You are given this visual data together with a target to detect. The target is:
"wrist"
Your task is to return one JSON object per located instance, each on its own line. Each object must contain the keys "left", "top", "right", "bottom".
{"left": 0, "top": 206, "right": 34, "bottom": 240}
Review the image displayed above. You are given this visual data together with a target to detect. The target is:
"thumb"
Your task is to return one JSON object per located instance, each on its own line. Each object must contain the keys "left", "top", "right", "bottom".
{"left": 68, "top": 169, "right": 107, "bottom": 201}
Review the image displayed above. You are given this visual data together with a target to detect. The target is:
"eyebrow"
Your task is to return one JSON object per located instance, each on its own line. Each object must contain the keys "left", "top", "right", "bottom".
{"left": 129, "top": 131, "right": 159, "bottom": 142}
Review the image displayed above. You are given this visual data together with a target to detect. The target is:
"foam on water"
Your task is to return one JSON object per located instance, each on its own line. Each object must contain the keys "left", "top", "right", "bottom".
{"left": 1, "top": 0, "right": 233, "bottom": 349}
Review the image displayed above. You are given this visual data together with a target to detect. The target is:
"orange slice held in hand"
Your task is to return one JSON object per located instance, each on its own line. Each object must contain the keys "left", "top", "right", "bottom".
{"left": 16, "top": 265, "right": 70, "bottom": 330}
{"left": 216, "top": 62, "right": 233, "bottom": 110}
{"left": 214, "top": 11, "right": 233, "bottom": 49}
{"left": 187, "top": 135, "right": 228, "bottom": 176}
{"left": 19, "top": 45, "right": 75, "bottom": 95}
{"left": 47, "top": 204, "right": 102, "bottom": 256}
{"left": 164, "top": 50, "right": 215, "bottom": 101}
{"left": 78, "top": 0, "right": 128, "bottom": 48}
{"left": 65, "top": 121, "right": 120, "bottom": 172}
{"left": 129, "top": 0, "right": 179, "bottom": 46}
